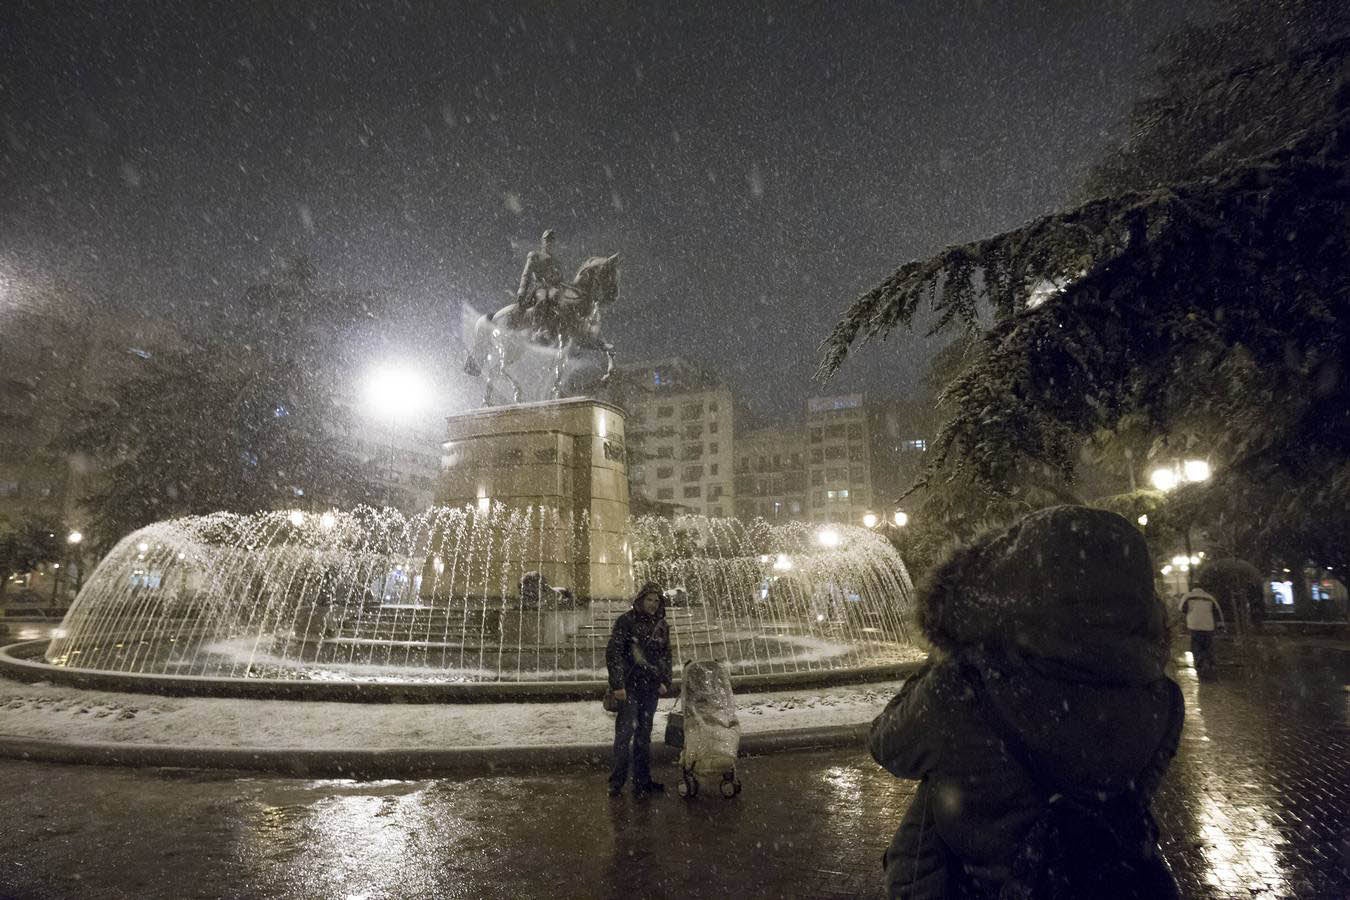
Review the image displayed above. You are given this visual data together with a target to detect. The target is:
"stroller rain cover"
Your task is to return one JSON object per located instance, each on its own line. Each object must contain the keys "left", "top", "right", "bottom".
{"left": 681, "top": 660, "right": 741, "bottom": 775}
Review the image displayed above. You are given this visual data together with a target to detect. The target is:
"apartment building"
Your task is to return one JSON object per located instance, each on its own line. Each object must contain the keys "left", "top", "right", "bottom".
{"left": 733, "top": 426, "right": 808, "bottom": 521}
{"left": 804, "top": 394, "right": 875, "bottom": 524}
{"left": 341, "top": 417, "right": 442, "bottom": 513}
{"left": 614, "top": 358, "right": 735, "bottom": 517}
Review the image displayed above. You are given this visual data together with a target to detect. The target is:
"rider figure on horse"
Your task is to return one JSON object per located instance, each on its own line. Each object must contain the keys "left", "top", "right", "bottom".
{"left": 516, "top": 229, "right": 566, "bottom": 323}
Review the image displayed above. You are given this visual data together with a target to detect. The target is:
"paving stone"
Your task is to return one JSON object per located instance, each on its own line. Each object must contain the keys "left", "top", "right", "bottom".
{"left": 0, "top": 638, "right": 1344, "bottom": 898}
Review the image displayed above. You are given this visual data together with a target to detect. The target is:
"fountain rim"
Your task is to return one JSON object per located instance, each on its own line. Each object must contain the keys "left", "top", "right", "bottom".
{"left": 0, "top": 640, "right": 922, "bottom": 704}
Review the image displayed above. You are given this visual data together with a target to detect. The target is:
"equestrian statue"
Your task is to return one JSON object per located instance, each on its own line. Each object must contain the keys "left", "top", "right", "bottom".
{"left": 464, "top": 229, "right": 621, "bottom": 405}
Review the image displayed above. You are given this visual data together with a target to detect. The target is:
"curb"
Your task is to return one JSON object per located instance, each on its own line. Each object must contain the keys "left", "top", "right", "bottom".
{"left": 1, "top": 639, "right": 922, "bottom": 704}
{"left": 0, "top": 722, "right": 870, "bottom": 778}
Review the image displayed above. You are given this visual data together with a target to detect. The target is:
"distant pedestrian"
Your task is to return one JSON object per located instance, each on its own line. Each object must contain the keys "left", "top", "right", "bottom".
{"left": 870, "top": 506, "right": 1183, "bottom": 899}
{"left": 606, "top": 581, "right": 673, "bottom": 798}
{"left": 1180, "top": 586, "right": 1224, "bottom": 680}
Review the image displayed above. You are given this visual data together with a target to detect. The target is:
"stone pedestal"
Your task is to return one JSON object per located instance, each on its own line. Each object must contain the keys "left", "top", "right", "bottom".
{"left": 437, "top": 398, "right": 632, "bottom": 602}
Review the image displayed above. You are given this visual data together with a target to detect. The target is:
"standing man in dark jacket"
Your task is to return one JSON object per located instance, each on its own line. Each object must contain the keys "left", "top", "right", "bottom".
{"left": 606, "top": 581, "right": 673, "bottom": 797}
{"left": 870, "top": 506, "right": 1183, "bottom": 899}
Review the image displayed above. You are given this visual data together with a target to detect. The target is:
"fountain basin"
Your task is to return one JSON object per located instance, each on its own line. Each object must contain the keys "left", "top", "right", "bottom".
{"left": 37, "top": 507, "right": 918, "bottom": 693}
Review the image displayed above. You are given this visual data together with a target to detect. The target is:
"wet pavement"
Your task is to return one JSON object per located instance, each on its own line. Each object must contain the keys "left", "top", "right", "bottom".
{"left": 0, "top": 637, "right": 1345, "bottom": 899}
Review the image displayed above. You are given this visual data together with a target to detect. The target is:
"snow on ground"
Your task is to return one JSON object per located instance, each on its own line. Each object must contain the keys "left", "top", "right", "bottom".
{"left": 0, "top": 676, "right": 905, "bottom": 751}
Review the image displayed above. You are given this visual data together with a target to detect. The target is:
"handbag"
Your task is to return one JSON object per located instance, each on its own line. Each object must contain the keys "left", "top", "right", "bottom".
{"left": 663, "top": 701, "right": 685, "bottom": 749}
{"left": 602, "top": 688, "right": 620, "bottom": 713}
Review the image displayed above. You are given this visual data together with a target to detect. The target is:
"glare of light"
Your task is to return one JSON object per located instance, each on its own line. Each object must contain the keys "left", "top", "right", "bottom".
{"left": 1150, "top": 468, "right": 1179, "bottom": 492}
{"left": 1161, "top": 565, "right": 1173, "bottom": 575}
{"left": 288, "top": 510, "right": 306, "bottom": 527}
{"left": 816, "top": 613, "right": 826, "bottom": 622}
{"left": 320, "top": 511, "right": 337, "bottom": 530}
{"left": 1170, "top": 555, "right": 1192, "bottom": 570}
{"left": 477, "top": 496, "right": 491, "bottom": 514}
{"left": 772, "top": 553, "right": 793, "bottom": 572}
{"left": 67, "top": 530, "right": 83, "bottom": 545}
{"left": 816, "top": 528, "right": 841, "bottom": 548}
{"left": 433, "top": 555, "right": 445, "bottom": 574}
{"left": 1282, "top": 567, "right": 1291, "bottom": 574}
{"left": 52, "top": 628, "right": 67, "bottom": 640}
{"left": 862, "top": 512, "right": 879, "bottom": 529}
{"left": 363, "top": 366, "right": 433, "bottom": 421}
{"left": 1137, "top": 514, "right": 1148, "bottom": 526}
{"left": 51, "top": 563, "right": 59, "bottom": 569}
{"left": 1189, "top": 554, "right": 1202, "bottom": 565}
{"left": 137, "top": 541, "right": 149, "bottom": 553}
{"left": 177, "top": 552, "right": 186, "bottom": 560}
{"left": 1183, "top": 459, "right": 1212, "bottom": 482}
{"left": 893, "top": 510, "right": 909, "bottom": 528}
{"left": 758, "top": 554, "right": 771, "bottom": 564}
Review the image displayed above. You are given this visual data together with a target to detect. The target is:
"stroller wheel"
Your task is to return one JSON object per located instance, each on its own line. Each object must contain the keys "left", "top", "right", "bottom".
{"left": 679, "top": 773, "right": 698, "bottom": 799}
{"left": 720, "top": 777, "right": 739, "bottom": 799}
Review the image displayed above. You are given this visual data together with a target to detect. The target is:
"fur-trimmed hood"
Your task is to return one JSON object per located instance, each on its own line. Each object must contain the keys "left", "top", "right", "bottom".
{"left": 918, "top": 506, "right": 1168, "bottom": 685}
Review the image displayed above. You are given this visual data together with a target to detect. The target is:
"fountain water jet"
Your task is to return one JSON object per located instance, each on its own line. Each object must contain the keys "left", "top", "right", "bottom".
{"left": 40, "top": 506, "right": 918, "bottom": 688}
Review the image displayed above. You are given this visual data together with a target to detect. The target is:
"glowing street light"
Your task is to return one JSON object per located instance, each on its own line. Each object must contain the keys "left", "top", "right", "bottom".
{"left": 893, "top": 510, "right": 909, "bottom": 528}
{"left": 1151, "top": 459, "right": 1213, "bottom": 493}
{"left": 66, "top": 531, "right": 83, "bottom": 545}
{"left": 772, "top": 553, "right": 794, "bottom": 572}
{"left": 1183, "top": 459, "right": 1211, "bottom": 482}
{"left": 363, "top": 366, "right": 433, "bottom": 422}
{"left": 319, "top": 511, "right": 337, "bottom": 530}
{"left": 288, "top": 510, "right": 306, "bottom": 527}
{"left": 1149, "top": 467, "right": 1179, "bottom": 492}
{"left": 816, "top": 527, "right": 841, "bottom": 548}
{"left": 1136, "top": 514, "right": 1148, "bottom": 526}
{"left": 862, "top": 512, "right": 879, "bottom": 529}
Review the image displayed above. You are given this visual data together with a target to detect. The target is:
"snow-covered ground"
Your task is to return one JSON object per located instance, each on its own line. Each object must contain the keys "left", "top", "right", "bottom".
{"left": 0, "top": 676, "right": 904, "bottom": 751}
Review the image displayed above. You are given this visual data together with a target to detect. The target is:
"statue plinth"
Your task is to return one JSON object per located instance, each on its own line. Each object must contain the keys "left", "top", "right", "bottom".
{"left": 437, "top": 398, "right": 632, "bottom": 602}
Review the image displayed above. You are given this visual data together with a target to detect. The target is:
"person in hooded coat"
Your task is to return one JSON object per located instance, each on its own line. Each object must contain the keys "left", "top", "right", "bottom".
{"left": 606, "top": 581, "right": 674, "bottom": 797}
{"left": 870, "top": 506, "right": 1184, "bottom": 899}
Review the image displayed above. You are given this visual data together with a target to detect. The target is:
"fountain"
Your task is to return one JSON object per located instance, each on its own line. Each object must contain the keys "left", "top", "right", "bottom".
{"left": 5, "top": 398, "right": 919, "bottom": 697}
{"left": 32, "top": 506, "right": 915, "bottom": 688}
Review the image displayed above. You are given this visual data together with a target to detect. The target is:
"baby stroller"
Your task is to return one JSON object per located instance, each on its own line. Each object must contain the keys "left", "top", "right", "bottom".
{"left": 675, "top": 660, "right": 742, "bottom": 799}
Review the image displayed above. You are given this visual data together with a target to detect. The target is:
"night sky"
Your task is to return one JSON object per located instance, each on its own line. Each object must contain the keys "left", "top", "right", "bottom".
{"left": 2, "top": 1, "right": 1191, "bottom": 421}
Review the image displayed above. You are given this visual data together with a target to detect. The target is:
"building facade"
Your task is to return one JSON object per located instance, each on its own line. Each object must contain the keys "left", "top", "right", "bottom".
{"left": 733, "top": 426, "right": 808, "bottom": 521}
{"left": 613, "top": 358, "right": 735, "bottom": 517}
{"left": 803, "top": 394, "right": 875, "bottom": 524}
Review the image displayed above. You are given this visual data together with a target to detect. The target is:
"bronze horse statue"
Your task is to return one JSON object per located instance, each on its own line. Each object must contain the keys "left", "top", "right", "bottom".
{"left": 464, "top": 253, "right": 621, "bottom": 405}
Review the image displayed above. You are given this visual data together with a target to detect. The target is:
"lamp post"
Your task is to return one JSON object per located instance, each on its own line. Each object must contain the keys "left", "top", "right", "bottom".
{"left": 1149, "top": 459, "right": 1212, "bottom": 589}
{"left": 66, "top": 530, "right": 84, "bottom": 594}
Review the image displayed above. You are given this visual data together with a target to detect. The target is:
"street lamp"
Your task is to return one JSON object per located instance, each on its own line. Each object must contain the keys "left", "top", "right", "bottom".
{"left": 1149, "top": 467, "right": 1179, "bottom": 492}
{"left": 816, "top": 527, "right": 841, "bottom": 548}
{"left": 893, "top": 510, "right": 909, "bottom": 528}
{"left": 363, "top": 366, "right": 433, "bottom": 422}
{"left": 1149, "top": 458, "right": 1211, "bottom": 494}
{"left": 862, "top": 512, "right": 879, "bottom": 529}
{"left": 1150, "top": 458, "right": 1214, "bottom": 589}
{"left": 66, "top": 530, "right": 84, "bottom": 593}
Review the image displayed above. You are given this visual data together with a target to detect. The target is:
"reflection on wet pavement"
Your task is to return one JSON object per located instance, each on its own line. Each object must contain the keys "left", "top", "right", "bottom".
{"left": 0, "top": 639, "right": 1344, "bottom": 898}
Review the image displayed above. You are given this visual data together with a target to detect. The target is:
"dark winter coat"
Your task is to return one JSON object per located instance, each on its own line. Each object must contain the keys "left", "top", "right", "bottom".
{"left": 605, "top": 588, "right": 673, "bottom": 694}
{"left": 870, "top": 506, "right": 1184, "bottom": 899}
